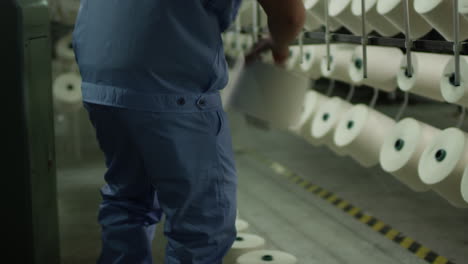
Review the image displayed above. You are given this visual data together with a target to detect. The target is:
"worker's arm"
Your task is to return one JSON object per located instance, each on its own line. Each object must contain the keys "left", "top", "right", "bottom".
{"left": 246, "top": 0, "right": 306, "bottom": 65}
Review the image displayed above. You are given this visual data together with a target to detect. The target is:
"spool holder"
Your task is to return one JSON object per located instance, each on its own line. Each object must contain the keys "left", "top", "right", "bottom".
{"left": 457, "top": 106, "right": 466, "bottom": 128}
{"left": 252, "top": 1, "right": 259, "bottom": 43}
{"left": 395, "top": 92, "right": 409, "bottom": 122}
{"left": 403, "top": 0, "right": 413, "bottom": 77}
{"left": 346, "top": 83, "right": 355, "bottom": 102}
{"left": 369, "top": 88, "right": 379, "bottom": 109}
{"left": 361, "top": 0, "right": 368, "bottom": 79}
{"left": 453, "top": 0, "right": 461, "bottom": 86}
{"left": 299, "top": 31, "right": 304, "bottom": 64}
{"left": 326, "top": 79, "right": 335, "bottom": 97}
{"left": 325, "top": 0, "right": 331, "bottom": 71}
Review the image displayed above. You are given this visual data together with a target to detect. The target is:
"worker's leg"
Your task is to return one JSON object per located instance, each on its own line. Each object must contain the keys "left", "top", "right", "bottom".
{"left": 84, "top": 103, "right": 163, "bottom": 264}
{"left": 126, "top": 109, "right": 238, "bottom": 264}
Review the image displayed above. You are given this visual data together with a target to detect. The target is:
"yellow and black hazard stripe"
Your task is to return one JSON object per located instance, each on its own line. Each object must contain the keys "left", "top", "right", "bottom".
{"left": 236, "top": 149, "right": 456, "bottom": 264}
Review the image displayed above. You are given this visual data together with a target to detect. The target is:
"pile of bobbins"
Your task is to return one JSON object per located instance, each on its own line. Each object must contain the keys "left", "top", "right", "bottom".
{"left": 224, "top": 211, "right": 298, "bottom": 264}
{"left": 222, "top": 0, "right": 468, "bottom": 208}
{"left": 49, "top": 0, "right": 87, "bottom": 161}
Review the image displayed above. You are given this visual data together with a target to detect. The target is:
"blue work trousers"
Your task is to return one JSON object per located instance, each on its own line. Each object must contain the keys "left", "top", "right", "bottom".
{"left": 84, "top": 96, "right": 237, "bottom": 264}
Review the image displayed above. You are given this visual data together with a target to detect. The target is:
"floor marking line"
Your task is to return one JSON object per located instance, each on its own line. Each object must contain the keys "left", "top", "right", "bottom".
{"left": 237, "top": 149, "right": 456, "bottom": 264}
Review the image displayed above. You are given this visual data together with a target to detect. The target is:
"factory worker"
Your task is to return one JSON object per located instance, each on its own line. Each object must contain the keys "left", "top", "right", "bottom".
{"left": 72, "top": 0, "right": 305, "bottom": 263}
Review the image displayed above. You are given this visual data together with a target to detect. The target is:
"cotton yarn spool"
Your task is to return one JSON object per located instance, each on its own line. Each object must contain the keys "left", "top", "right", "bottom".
{"left": 56, "top": 33, "right": 75, "bottom": 62}
{"left": 461, "top": 167, "right": 468, "bottom": 204}
{"left": 300, "top": 45, "right": 326, "bottom": 80}
{"left": 59, "top": 0, "right": 81, "bottom": 25}
{"left": 53, "top": 72, "right": 83, "bottom": 113}
{"left": 237, "top": 34, "right": 254, "bottom": 56}
{"left": 414, "top": 0, "right": 468, "bottom": 41}
{"left": 321, "top": 45, "right": 356, "bottom": 83}
{"left": 304, "top": 7, "right": 322, "bottom": 31}
{"left": 231, "top": 62, "right": 309, "bottom": 129}
{"left": 329, "top": 0, "right": 374, "bottom": 35}
{"left": 236, "top": 219, "right": 250, "bottom": 232}
{"left": 223, "top": 32, "right": 237, "bottom": 56}
{"left": 237, "top": 250, "right": 298, "bottom": 264}
{"left": 441, "top": 56, "right": 468, "bottom": 107}
{"left": 333, "top": 104, "right": 395, "bottom": 168}
{"left": 418, "top": 128, "right": 468, "bottom": 208}
{"left": 224, "top": 233, "right": 266, "bottom": 264}
{"left": 286, "top": 46, "right": 303, "bottom": 73}
{"left": 351, "top": 0, "right": 400, "bottom": 37}
{"left": 237, "top": 0, "right": 268, "bottom": 29}
{"left": 460, "top": 0, "right": 468, "bottom": 19}
{"left": 377, "top": 0, "right": 432, "bottom": 39}
{"left": 349, "top": 46, "right": 403, "bottom": 91}
{"left": 289, "top": 91, "right": 327, "bottom": 146}
{"left": 379, "top": 118, "right": 439, "bottom": 192}
{"left": 304, "top": 0, "right": 342, "bottom": 31}
{"left": 311, "top": 97, "right": 352, "bottom": 156}
{"left": 397, "top": 52, "right": 450, "bottom": 102}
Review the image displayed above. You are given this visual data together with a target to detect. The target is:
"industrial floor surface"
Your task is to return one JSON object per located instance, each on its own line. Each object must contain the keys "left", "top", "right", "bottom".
{"left": 58, "top": 103, "right": 468, "bottom": 264}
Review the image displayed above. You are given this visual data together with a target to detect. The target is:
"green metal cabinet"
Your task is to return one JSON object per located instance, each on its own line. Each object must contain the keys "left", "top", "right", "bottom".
{"left": 1, "top": 0, "right": 60, "bottom": 263}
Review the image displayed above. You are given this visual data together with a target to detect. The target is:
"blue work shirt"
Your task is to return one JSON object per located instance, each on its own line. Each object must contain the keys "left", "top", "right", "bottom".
{"left": 73, "top": 0, "right": 241, "bottom": 112}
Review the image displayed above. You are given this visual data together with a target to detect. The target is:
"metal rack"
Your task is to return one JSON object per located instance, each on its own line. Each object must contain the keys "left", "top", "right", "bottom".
{"left": 302, "top": 31, "right": 468, "bottom": 56}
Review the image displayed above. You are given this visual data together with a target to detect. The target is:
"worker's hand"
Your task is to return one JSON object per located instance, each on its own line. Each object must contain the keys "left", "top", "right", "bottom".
{"left": 245, "top": 37, "right": 289, "bottom": 66}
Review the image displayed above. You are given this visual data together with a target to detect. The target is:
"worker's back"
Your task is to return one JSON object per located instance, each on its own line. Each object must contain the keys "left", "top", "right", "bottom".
{"left": 73, "top": 0, "right": 241, "bottom": 111}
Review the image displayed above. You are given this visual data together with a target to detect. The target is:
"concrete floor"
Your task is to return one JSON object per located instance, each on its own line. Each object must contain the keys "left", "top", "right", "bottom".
{"left": 57, "top": 97, "right": 468, "bottom": 264}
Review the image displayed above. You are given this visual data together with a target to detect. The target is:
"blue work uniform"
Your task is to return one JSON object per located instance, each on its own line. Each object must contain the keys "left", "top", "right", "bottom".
{"left": 73, "top": 0, "right": 241, "bottom": 263}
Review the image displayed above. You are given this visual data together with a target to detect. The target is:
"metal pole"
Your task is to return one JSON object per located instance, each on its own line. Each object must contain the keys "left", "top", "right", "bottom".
{"left": 403, "top": 0, "right": 413, "bottom": 77}
{"left": 369, "top": 88, "right": 379, "bottom": 108}
{"left": 458, "top": 106, "right": 466, "bottom": 128}
{"left": 326, "top": 79, "right": 335, "bottom": 96}
{"left": 325, "top": 0, "right": 331, "bottom": 71}
{"left": 299, "top": 31, "right": 304, "bottom": 64}
{"left": 395, "top": 92, "right": 409, "bottom": 121}
{"left": 454, "top": 0, "right": 461, "bottom": 86}
{"left": 235, "top": 16, "right": 242, "bottom": 53}
{"left": 252, "top": 0, "right": 259, "bottom": 43}
{"left": 346, "top": 84, "right": 356, "bottom": 102}
{"left": 361, "top": 0, "right": 368, "bottom": 79}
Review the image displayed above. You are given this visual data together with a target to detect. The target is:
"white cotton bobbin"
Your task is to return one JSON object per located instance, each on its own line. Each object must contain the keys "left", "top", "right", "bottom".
{"left": 300, "top": 45, "right": 327, "bottom": 80}
{"left": 231, "top": 62, "right": 309, "bottom": 129}
{"left": 460, "top": 0, "right": 468, "bottom": 19}
{"left": 241, "top": 35, "right": 255, "bottom": 54}
{"left": 59, "top": 0, "right": 81, "bottom": 25}
{"left": 236, "top": 219, "right": 250, "bottom": 233}
{"left": 321, "top": 45, "right": 356, "bottom": 83}
{"left": 286, "top": 46, "right": 303, "bottom": 73}
{"left": 289, "top": 91, "right": 328, "bottom": 146}
{"left": 329, "top": 0, "right": 374, "bottom": 35}
{"left": 379, "top": 118, "right": 439, "bottom": 192}
{"left": 461, "top": 167, "right": 468, "bottom": 204}
{"left": 377, "top": 0, "right": 432, "bottom": 39}
{"left": 349, "top": 45, "right": 403, "bottom": 91}
{"left": 441, "top": 56, "right": 468, "bottom": 108}
{"left": 304, "top": 7, "right": 322, "bottom": 32}
{"left": 418, "top": 128, "right": 468, "bottom": 208}
{"left": 311, "top": 97, "right": 353, "bottom": 156}
{"left": 223, "top": 32, "right": 237, "bottom": 56}
{"left": 351, "top": 0, "right": 401, "bottom": 37}
{"left": 397, "top": 52, "right": 451, "bottom": 102}
{"left": 56, "top": 33, "right": 75, "bottom": 62}
{"left": 53, "top": 72, "right": 83, "bottom": 113}
{"left": 333, "top": 104, "right": 395, "bottom": 168}
{"left": 304, "top": 0, "right": 342, "bottom": 31}
{"left": 223, "top": 233, "right": 266, "bottom": 264}
{"left": 414, "top": 0, "right": 468, "bottom": 41}
{"left": 237, "top": 250, "right": 298, "bottom": 264}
